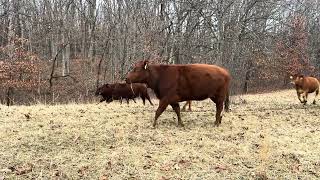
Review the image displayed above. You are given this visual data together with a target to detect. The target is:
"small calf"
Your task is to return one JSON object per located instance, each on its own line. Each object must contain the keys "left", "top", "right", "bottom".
{"left": 95, "top": 83, "right": 153, "bottom": 105}
{"left": 290, "top": 74, "right": 320, "bottom": 104}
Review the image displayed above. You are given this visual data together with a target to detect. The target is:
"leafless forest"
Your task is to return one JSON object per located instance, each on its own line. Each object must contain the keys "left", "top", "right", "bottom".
{"left": 0, "top": 0, "right": 320, "bottom": 105}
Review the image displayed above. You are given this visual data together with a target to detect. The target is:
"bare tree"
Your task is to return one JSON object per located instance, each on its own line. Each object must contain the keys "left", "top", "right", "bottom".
{"left": 1, "top": 0, "right": 320, "bottom": 104}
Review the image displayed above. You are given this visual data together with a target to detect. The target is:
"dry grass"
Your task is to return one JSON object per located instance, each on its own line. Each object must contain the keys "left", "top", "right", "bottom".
{"left": 0, "top": 90, "right": 320, "bottom": 179}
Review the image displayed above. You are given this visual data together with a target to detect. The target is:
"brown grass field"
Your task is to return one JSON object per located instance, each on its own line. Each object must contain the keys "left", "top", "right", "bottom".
{"left": 0, "top": 90, "right": 320, "bottom": 179}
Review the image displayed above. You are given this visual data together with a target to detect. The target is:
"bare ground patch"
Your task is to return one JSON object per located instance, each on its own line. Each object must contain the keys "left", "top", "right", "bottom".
{"left": 0, "top": 90, "right": 320, "bottom": 179}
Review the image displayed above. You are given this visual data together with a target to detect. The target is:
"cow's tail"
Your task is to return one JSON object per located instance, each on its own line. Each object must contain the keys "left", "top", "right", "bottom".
{"left": 224, "top": 89, "right": 230, "bottom": 112}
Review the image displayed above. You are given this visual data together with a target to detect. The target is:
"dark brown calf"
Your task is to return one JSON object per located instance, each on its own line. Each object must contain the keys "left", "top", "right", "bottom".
{"left": 126, "top": 60, "right": 231, "bottom": 127}
{"left": 95, "top": 83, "right": 153, "bottom": 105}
{"left": 290, "top": 74, "right": 319, "bottom": 104}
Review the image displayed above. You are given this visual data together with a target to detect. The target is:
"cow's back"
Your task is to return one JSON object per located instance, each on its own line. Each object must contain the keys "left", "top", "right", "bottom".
{"left": 132, "top": 83, "right": 147, "bottom": 93}
{"left": 114, "top": 83, "right": 147, "bottom": 98}
{"left": 304, "top": 77, "right": 320, "bottom": 93}
{"left": 181, "top": 64, "right": 230, "bottom": 99}
{"left": 112, "top": 83, "right": 131, "bottom": 97}
{"left": 156, "top": 64, "right": 230, "bottom": 101}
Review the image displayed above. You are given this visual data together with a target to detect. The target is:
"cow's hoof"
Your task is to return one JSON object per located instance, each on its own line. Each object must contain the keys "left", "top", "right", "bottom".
{"left": 152, "top": 123, "right": 157, "bottom": 129}
{"left": 214, "top": 121, "right": 220, "bottom": 127}
{"left": 178, "top": 123, "right": 185, "bottom": 127}
{"left": 312, "top": 101, "right": 316, "bottom": 105}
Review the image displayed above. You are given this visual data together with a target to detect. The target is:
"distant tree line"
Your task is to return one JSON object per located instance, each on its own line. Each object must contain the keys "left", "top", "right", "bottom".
{"left": 0, "top": 0, "right": 319, "bottom": 105}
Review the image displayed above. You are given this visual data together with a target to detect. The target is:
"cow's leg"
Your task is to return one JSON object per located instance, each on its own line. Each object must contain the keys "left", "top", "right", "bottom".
{"left": 313, "top": 89, "right": 319, "bottom": 104}
{"left": 120, "top": 98, "right": 123, "bottom": 104}
{"left": 96, "top": 98, "right": 104, "bottom": 105}
{"left": 211, "top": 97, "right": 224, "bottom": 126}
{"left": 106, "top": 98, "right": 113, "bottom": 103}
{"left": 126, "top": 98, "right": 129, "bottom": 104}
{"left": 182, "top": 101, "right": 188, "bottom": 111}
{"left": 153, "top": 99, "right": 169, "bottom": 128}
{"left": 297, "top": 92, "right": 303, "bottom": 103}
{"left": 141, "top": 96, "right": 146, "bottom": 105}
{"left": 132, "top": 98, "right": 137, "bottom": 103}
{"left": 215, "top": 100, "right": 224, "bottom": 126}
{"left": 302, "top": 92, "right": 308, "bottom": 105}
{"left": 182, "top": 101, "right": 192, "bottom": 111}
{"left": 146, "top": 95, "right": 153, "bottom": 105}
{"left": 170, "top": 103, "right": 184, "bottom": 127}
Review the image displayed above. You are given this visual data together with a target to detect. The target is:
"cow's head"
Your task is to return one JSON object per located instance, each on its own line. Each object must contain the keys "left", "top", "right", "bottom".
{"left": 290, "top": 74, "right": 304, "bottom": 86}
{"left": 95, "top": 83, "right": 110, "bottom": 96}
{"left": 126, "top": 60, "right": 150, "bottom": 84}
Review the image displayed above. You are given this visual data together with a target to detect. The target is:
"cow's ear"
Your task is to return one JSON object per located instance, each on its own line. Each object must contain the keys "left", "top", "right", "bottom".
{"left": 144, "top": 61, "right": 149, "bottom": 70}
{"left": 298, "top": 75, "right": 304, "bottom": 80}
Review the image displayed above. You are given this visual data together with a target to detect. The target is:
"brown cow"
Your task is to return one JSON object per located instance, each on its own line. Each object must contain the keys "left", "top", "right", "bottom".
{"left": 290, "top": 74, "right": 319, "bottom": 105}
{"left": 125, "top": 60, "right": 231, "bottom": 127}
{"left": 95, "top": 83, "right": 153, "bottom": 105}
{"left": 182, "top": 101, "right": 192, "bottom": 111}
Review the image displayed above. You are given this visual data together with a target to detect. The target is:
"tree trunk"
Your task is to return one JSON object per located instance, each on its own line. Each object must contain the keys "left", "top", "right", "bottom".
{"left": 51, "top": 34, "right": 57, "bottom": 61}
{"left": 243, "top": 71, "right": 250, "bottom": 94}
{"left": 62, "top": 33, "right": 70, "bottom": 76}
{"left": 88, "top": 0, "right": 96, "bottom": 66}
{"left": 6, "top": 87, "right": 13, "bottom": 106}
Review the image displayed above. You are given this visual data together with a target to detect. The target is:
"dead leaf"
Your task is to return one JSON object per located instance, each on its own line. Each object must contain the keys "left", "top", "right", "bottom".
{"left": 160, "top": 164, "right": 171, "bottom": 171}
{"left": 104, "top": 161, "right": 112, "bottom": 170}
{"left": 100, "top": 174, "right": 109, "bottom": 180}
{"left": 13, "top": 163, "right": 33, "bottom": 175}
{"left": 24, "top": 113, "right": 31, "bottom": 120}
{"left": 160, "top": 176, "right": 170, "bottom": 180}
{"left": 173, "top": 163, "right": 180, "bottom": 170}
{"left": 291, "top": 163, "right": 302, "bottom": 173}
{"left": 0, "top": 168, "right": 12, "bottom": 173}
{"left": 178, "top": 160, "right": 187, "bottom": 164}
{"left": 214, "top": 165, "right": 228, "bottom": 173}
{"left": 78, "top": 166, "right": 89, "bottom": 177}
{"left": 143, "top": 164, "right": 151, "bottom": 169}
{"left": 73, "top": 135, "right": 80, "bottom": 142}
{"left": 255, "top": 171, "right": 268, "bottom": 180}
{"left": 52, "top": 170, "right": 68, "bottom": 179}
{"left": 145, "top": 155, "right": 152, "bottom": 158}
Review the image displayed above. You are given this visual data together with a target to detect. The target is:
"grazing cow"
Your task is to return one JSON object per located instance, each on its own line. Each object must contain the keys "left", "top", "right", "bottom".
{"left": 182, "top": 101, "right": 192, "bottom": 111}
{"left": 125, "top": 60, "right": 231, "bottom": 127}
{"left": 290, "top": 74, "right": 320, "bottom": 104}
{"left": 95, "top": 83, "right": 153, "bottom": 105}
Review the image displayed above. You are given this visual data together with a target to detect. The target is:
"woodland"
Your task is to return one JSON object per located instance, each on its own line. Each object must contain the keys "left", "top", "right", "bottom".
{"left": 0, "top": 0, "right": 319, "bottom": 104}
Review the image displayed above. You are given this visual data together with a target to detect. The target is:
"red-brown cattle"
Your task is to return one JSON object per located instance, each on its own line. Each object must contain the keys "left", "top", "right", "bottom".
{"left": 95, "top": 83, "right": 153, "bottom": 105}
{"left": 126, "top": 60, "right": 231, "bottom": 127}
{"left": 290, "top": 74, "right": 319, "bottom": 104}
